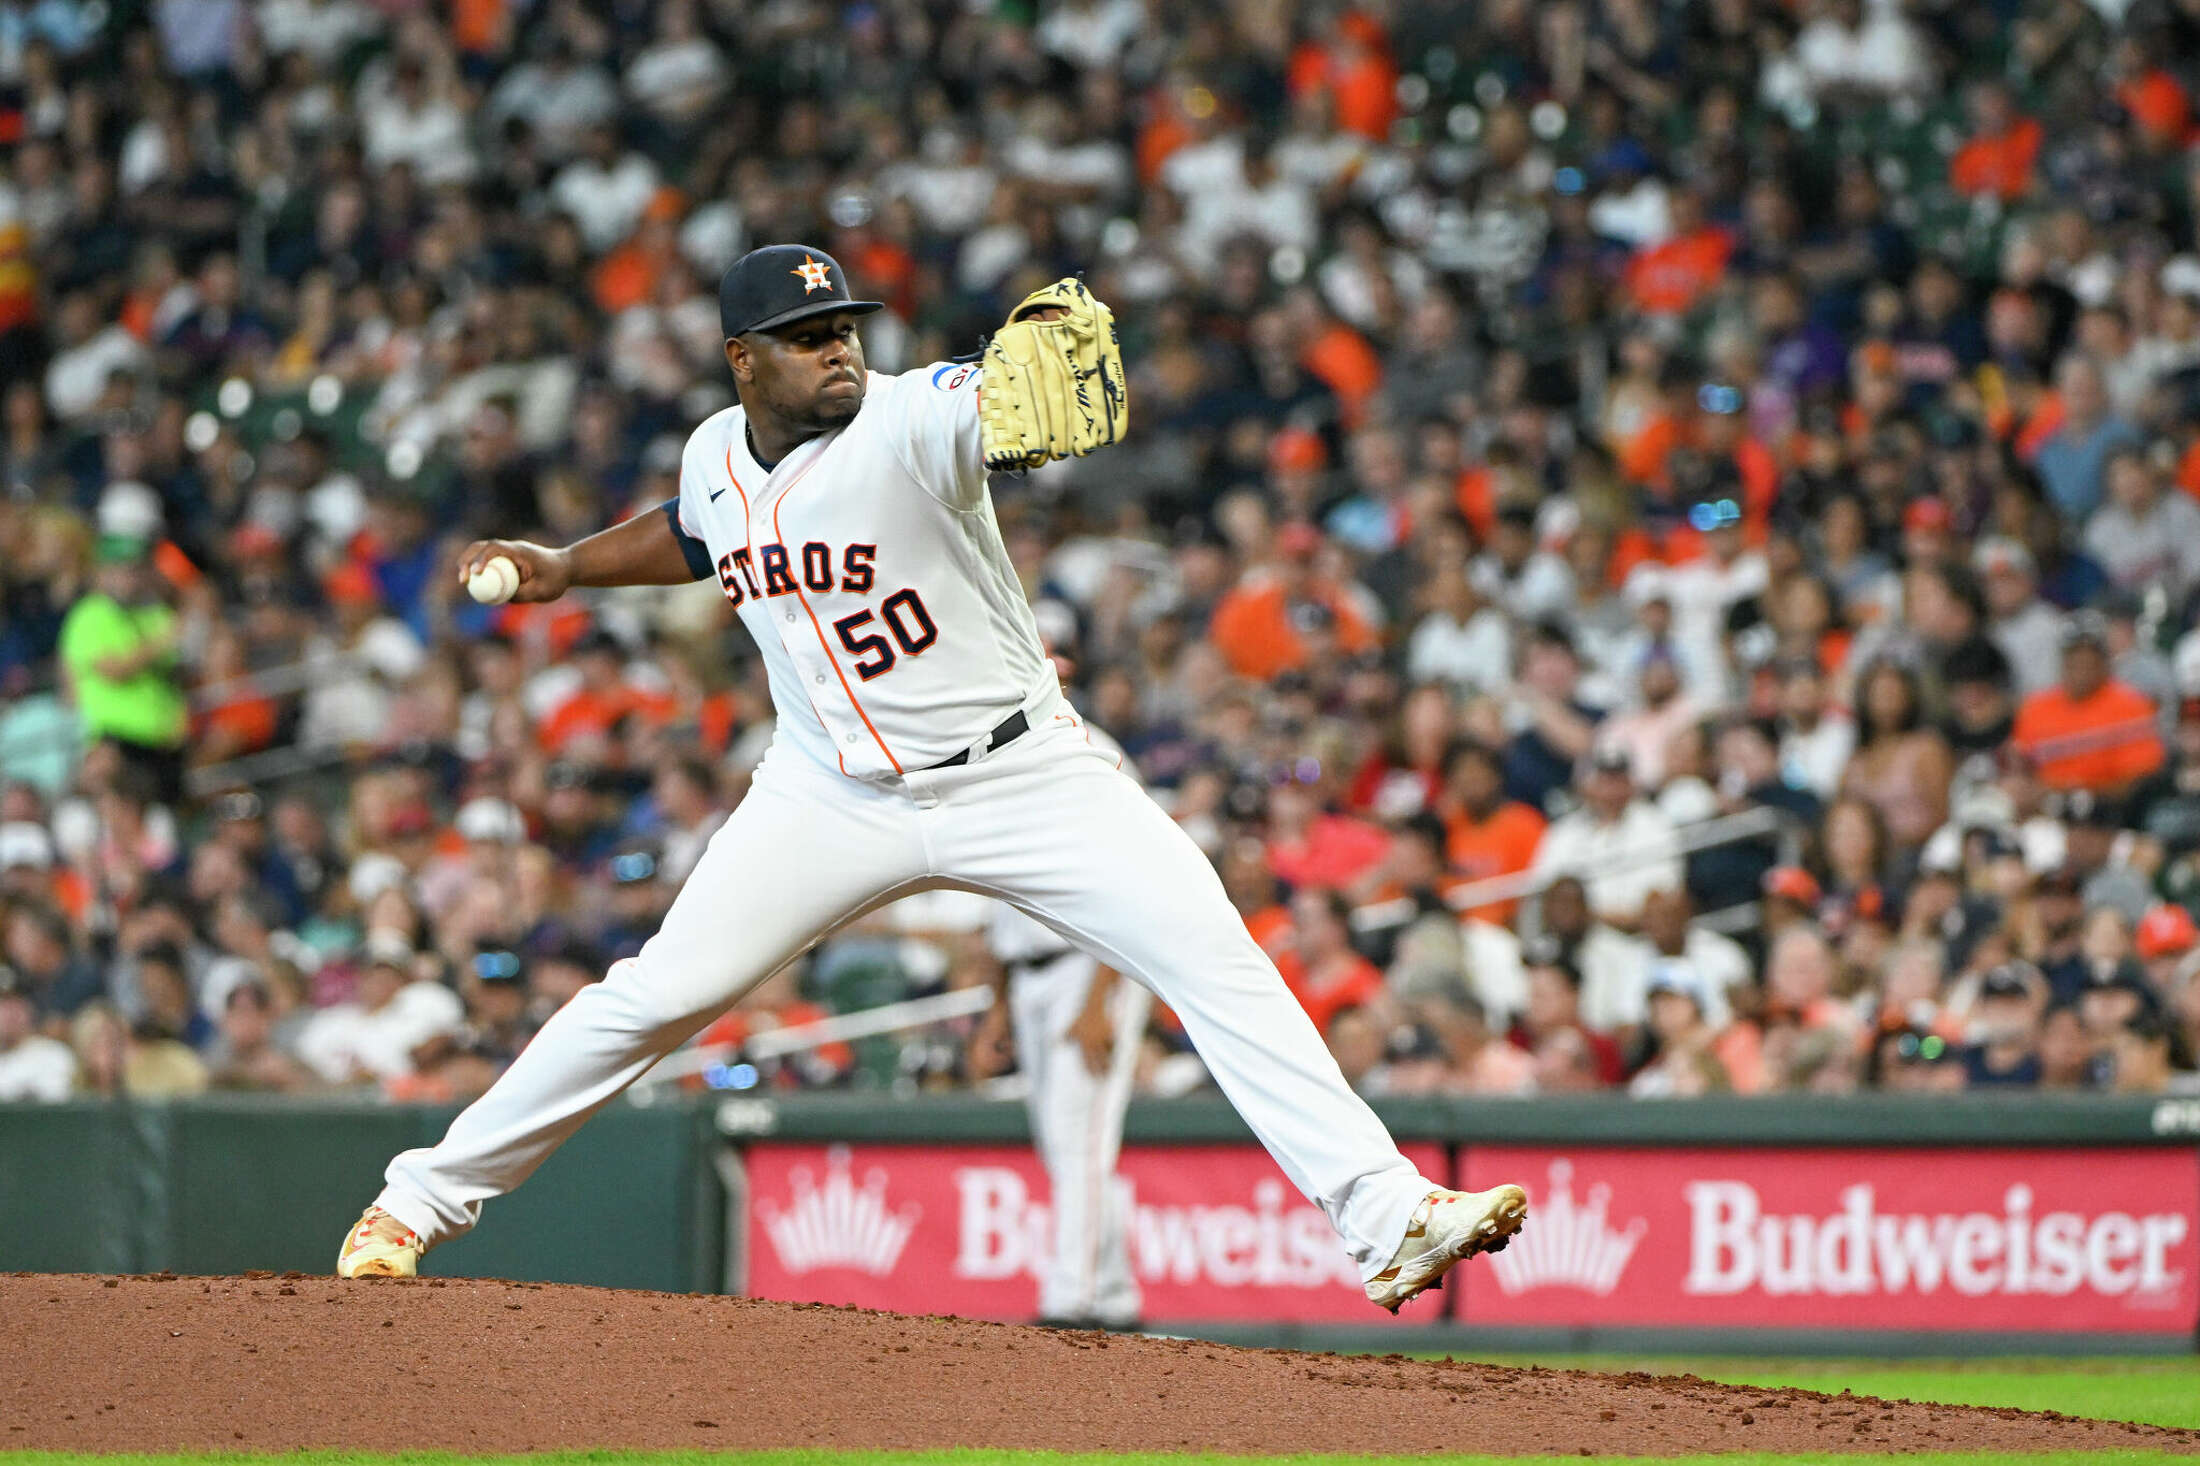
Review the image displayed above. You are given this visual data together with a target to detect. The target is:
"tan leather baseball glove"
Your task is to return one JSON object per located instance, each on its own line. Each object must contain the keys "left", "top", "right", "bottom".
{"left": 978, "top": 277, "right": 1129, "bottom": 472}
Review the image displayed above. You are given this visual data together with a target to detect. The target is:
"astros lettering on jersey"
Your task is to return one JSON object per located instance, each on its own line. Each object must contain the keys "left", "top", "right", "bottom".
{"left": 675, "top": 361, "right": 1055, "bottom": 778}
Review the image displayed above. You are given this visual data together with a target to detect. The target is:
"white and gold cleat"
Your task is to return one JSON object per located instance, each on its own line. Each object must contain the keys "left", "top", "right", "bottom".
{"left": 1364, "top": 1185, "right": 1528, "bottom": 1314}
{"left": 335, "top": 1205, "right": 424, "bottom": 1279}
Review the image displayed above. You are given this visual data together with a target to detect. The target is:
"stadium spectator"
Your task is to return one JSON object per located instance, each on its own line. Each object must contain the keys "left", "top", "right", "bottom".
{"left": 0, "top": 966, "right": 75, "bottom": 1100}
{"left": 2013, "top": 616, "right": 2166, "bottom": 796}
{"left": 0, "top": 0, "right": 2198, "bottom": 1109}
{"left": 1531, "top": 746, "right": 1682, "bottom": 929}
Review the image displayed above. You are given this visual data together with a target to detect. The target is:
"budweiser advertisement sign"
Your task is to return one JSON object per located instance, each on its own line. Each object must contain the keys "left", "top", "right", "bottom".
{"left": 744, "top": 1142, "right": 1447, "bottom": 1323}
{"left": 1457, "top": 1146, "right": 2200, "bottom": 1333}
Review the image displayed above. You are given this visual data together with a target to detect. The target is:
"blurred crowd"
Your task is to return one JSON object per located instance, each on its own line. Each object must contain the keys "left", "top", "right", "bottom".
{"left": 7, "top": 0, "right": 2200, "bottom": 1106}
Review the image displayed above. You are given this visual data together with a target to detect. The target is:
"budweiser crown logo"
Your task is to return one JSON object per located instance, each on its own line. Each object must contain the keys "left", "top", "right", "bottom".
{"left": 1488, "top": 1160, "right": 1647, "bottom": 1296}
{"left": 758, "top": 1146, "right": 922, "bottom": 1276}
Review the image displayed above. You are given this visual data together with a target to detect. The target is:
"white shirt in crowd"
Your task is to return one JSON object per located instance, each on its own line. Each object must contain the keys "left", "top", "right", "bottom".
{"left": 1780, "top": 712, "right": 1857, "bottom": 801}
{"left": 1530, "top": 799, "right": 1684, "bottom": 925}
{"left": 1406, "top": 606, "right": 1512, "bottom": 694}
{"left": 0, "top": 1034, "right": 76, "bottom": 1101}
{"left": 1579, "top": 926, "right": 1750, "bottom": 1034}
{"left": 296, "top": 980, "right": 465, "bottom": 1084}
{"left": 1665, "top": 550, "right": 1768, "bottom": 704}
{"left": 45, "top": 326, "right": 149, "bottom": 421}
{"left": 622, "top": 37, "right": 728, "bottom": 126}
{"left": 256, "top": 0, "right": 382, "bottom": 64}
{"left": 1992, "top": 600, "right": 2071, "bottom": 696}
{"left": 551, "top": 152, "right": 661, "bottom": 254}
{"left": 362, "top": 95, "right": 477, "bottom": 186}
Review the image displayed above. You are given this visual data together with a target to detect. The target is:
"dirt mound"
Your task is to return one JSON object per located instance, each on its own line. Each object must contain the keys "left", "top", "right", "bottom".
{"left": 3, "top": 1274, "right": 2192, "bottom": 1456}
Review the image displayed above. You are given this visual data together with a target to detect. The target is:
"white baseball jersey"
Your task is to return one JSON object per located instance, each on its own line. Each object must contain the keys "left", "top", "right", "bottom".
{"left": 674, "top": 362, "right": 1057, "bottom": 778}
{"left": 375, "top": 356, "right": 1445, "bottom": 1299}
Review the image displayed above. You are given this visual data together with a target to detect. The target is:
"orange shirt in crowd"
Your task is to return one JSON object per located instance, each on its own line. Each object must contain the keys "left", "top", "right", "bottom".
{"left": 1950, "top": 118, "right": 2042, "bottom": 200}
{"left": 1267, "top": 813, "right": 1392, "bottom": 892}
{"left": 1453, "top": 464, "right": 1497, "bottom": 540}
{"left": 2177, "top": 439, "right": 2200, "bottom": 505}
{"left": 1208, "top": 578, "right": 1378, "bottom": 680}
{"left": 1623, "top": 227, "right": 1732, "bottom": 315}
{"left": 2118, "top": 69, "right": 2192, "bottom": 145}
{"left": 1300, "top": 320, "right": 1383, "bottom": 428}
{"left": 451, "top": 0, "right": 510, "bottom": 55}
{"left": 1443, "top": 800, "right": 1547, "bottom": 923}
{"left": 1285, "top": 13, "right": 1398, "bottom": 141}
{"left": 2011, "top": 679, "right": 2166, "bottom": 792}
{"left": 1274, "top": 948, "right": 1386, "bottom": 1036}
{"left": 538, "top": 682, "right": 677, "bottom": 754}
{"left": 1242, "top": 903, "right": 1294, "bottom": 959}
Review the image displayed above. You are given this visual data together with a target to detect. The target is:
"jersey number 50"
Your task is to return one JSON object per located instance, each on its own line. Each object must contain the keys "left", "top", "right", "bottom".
{"left": 833, "top": 589, "right": 938, "bottom": 680}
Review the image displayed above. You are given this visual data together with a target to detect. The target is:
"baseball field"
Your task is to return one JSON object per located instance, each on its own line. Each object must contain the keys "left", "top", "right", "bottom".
{"left": 4, "top": 1275, "right": 2196, "bottom": 1463}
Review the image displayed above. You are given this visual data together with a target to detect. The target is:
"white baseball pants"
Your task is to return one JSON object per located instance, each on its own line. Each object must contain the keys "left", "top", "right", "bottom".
{"left": 376, "top": 713, "right": 1433, "bottom": 1281}
{"left": 1008, "top": 948, "right": 1149, "bottom": 1325}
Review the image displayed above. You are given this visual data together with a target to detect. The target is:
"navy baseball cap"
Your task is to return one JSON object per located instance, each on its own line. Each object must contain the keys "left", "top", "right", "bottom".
{"left": 718, "top": 244, "right": 883, "bottom": 339}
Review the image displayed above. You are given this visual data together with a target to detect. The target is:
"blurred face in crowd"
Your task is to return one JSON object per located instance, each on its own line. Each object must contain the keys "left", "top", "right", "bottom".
{"left": 2104, "top": 450, "right": 2153, "bottom": 513}
{"left": 1974, "top": 985, "right": 2040, "bottom": 1051}
{"left": 2110, "top": 1022, "right": 2172, "bottom": 1092}
{"left": 2081, "top": 980, "right": 2144, "bottom": 1037}
{"left": 4, "top": 909, "right": 66, "bottom": 977}
{"left": 1715, "top": 722, "right": 1777, "bottom": 793}
{"left": 358, "top": 958, "right": 406, "bottom": 1013}
{"left": 1533, "top": 1028, "right": 1602, "bottom": 1091}
{"left": 528, "top": 955, "right": 597, "bottom": 1019}
{"left": 0, "top": 989, "right": 31, "bottom": 1049}
{"left": 1524, "top": 962, "right": 1580, "bottom": 1033}
{"left": 1542, "top": 878, "right": 1591, "bottom": 941}
{"left": 1979, "top": 556, "right": 2034, "bottom": 618}
{"left": 1325, "top": 1006, "right": 1383, "bottom": 1087}
{"left": 1646, "top": 988, "right": 1700, "bottom": 1045}
{"left": 2055, "top": 355, "right": 2107, "bottom": 426}
{"left": 1582, "top": 759, "right": 1632, "bottom": 820}
{"left": 1520, "top": 635, "right": 1579, "bottom": 700}
{"left": 2038, "top": 1005, "right": 2093, "bottom": 1085}
{"left": 1947, "top": 670, "right": 2011, "bottom": 734}
{"left": 1860, "top": 664, "right": 1917, "bottom": 741}
{"left": 1823, "top": 799, "right": 1881, "bottom": 884}
{"left": 1906, "top": 567, "right": 1974, "bottom": 646}
{"left": 1291, "top": 890, "right": 1350, "bottom": 964}
{"left": 1779, "top": 661, "right": 1827, "bottom": 727}
{"left": 1445, "top": 744, "right": 1502, "bottom": 814}
{"left": 1881, "top": 940, "right": 1944, "bottom": 1010}
{"left": 1766, "top": 929, "right": 1835, "bottom": 1010}
{"left": 138, "top": 957, "right": 193, "bottom": 1035}
{"left": 1641, "top": 888, "right": 1689, "bottom": 954}
{"left": 222, "top": 982, "right": 274, "bottom": 1055}
{"left": 725, "top": 310, "right": 869, "bottom": 442}
{"left": 2060, "top": 640, "right": 2109, "bottom": 701}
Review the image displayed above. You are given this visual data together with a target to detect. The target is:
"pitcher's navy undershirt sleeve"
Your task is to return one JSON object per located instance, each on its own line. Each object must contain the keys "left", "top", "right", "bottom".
{"left": 661, "top": 498, "right": 713, "bottom": 582}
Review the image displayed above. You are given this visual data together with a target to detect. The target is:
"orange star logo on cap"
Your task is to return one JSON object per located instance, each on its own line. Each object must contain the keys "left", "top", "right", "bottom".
{"left": 791, "top": 255, "right": 833, "bottom": 294}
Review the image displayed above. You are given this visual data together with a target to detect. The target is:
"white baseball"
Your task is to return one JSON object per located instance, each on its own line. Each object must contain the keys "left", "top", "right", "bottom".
{"left": 466, "top": 555, "right": 521, "bottom": 605}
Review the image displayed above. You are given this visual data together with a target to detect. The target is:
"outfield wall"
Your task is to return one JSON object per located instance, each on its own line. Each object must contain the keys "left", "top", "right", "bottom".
{"left": 6, "top": 1093, "right": 2199, "bottom": 1351}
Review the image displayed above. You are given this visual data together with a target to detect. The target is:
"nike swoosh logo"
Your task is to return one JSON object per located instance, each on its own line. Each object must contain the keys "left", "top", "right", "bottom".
{"left": 709, "top": 487, "right": 726, "bottom": 501}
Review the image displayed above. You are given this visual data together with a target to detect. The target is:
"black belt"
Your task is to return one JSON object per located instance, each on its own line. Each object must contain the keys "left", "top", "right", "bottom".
{"left": 922, "top": 710, "right": 1029, "bottom": 770}
{"left": 1005, "top": 949, "right": 1074, "bottom": 980}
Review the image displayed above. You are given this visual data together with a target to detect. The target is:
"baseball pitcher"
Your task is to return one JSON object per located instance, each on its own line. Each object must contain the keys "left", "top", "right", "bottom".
{"left": 336, "top": 246, "right": 1527, "bottom": 1312}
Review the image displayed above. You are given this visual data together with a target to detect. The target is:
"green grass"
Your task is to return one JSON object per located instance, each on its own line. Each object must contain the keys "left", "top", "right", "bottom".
{"left": 1433, "top": 1356, "right": 2200, "bottom": 1431}
{"left": 2, "top": 1455, "right": 2197, "bottom": 1466}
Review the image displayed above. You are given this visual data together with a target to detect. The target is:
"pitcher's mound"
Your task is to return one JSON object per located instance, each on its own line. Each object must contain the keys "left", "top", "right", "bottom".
{"left": 3, "top": 1274, "right": 2192, "bottom": 1456}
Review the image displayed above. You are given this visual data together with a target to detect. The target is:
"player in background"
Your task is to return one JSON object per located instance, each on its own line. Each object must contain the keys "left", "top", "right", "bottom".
{"left": 335, "top": 246, "right": 1526, "bottom": 1312}
{"left": 968, "top": 710, "right": 1151, "bottom": 1331}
